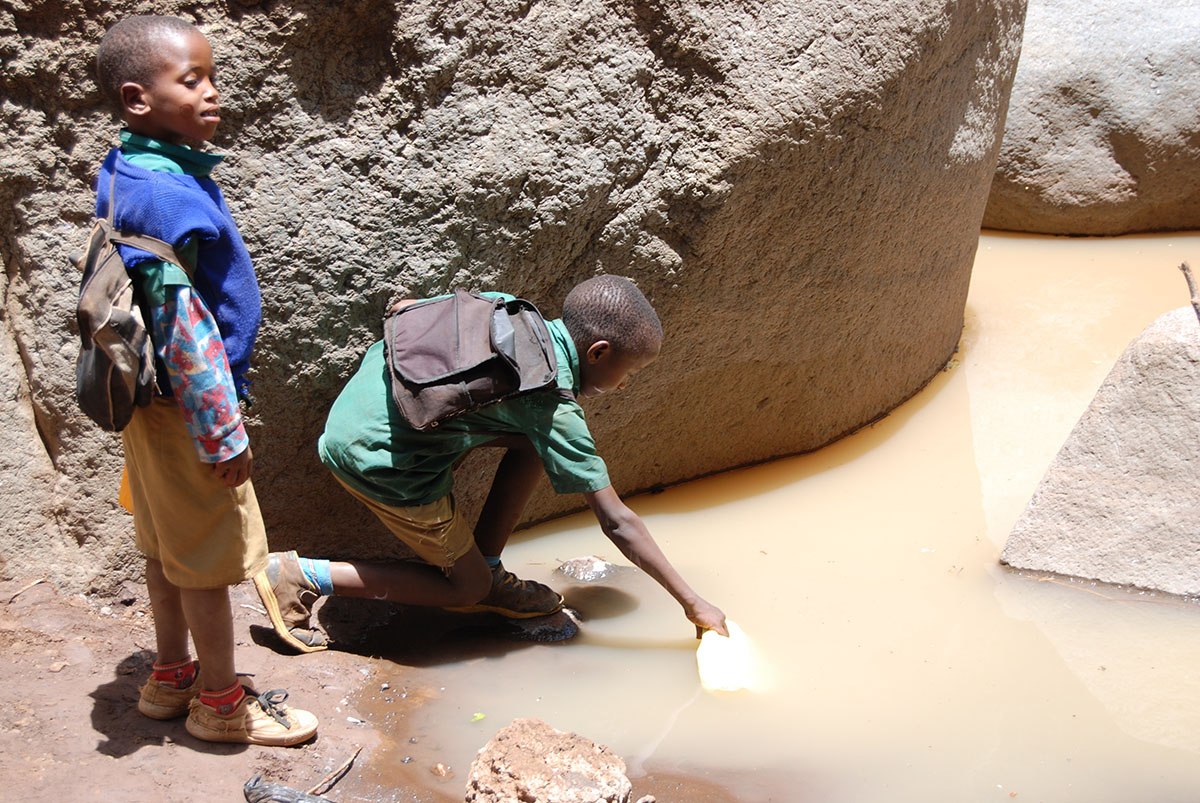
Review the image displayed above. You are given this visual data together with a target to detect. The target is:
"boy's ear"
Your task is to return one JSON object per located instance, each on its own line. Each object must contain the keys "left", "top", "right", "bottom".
{"left": 120, "top": 82, "right": 151, "bottom": 118}
{"left": 585, "top": 340, "right": 611, "bottom": 364}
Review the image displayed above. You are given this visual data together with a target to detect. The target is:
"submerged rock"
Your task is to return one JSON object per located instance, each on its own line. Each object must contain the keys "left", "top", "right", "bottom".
{"left": 466, "top": 718, "right": 632, "bottom": 803}
{"left": 1002, "top": 307, "right": 1200, "bottom": 596}
{"left": 985, "top": 0, "right": 1200, "bottom": 234}
{"left": 556, "top": 556, "right": 625, "bottom": 583}
{"left": 504, "top": 609, "right": 580, "bottom": 643}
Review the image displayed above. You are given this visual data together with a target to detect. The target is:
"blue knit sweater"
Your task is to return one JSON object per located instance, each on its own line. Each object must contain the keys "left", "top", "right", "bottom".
{"left": 96, "top": 147, "right": 262, "bottom": 395}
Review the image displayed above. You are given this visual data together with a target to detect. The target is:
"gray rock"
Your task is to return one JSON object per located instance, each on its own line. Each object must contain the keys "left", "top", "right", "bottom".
{"left": 984, "top": 0, "right": 1200, "bottom": 234}
{"left": 466, "top": 717, "right": 632, "bottom": 803}
{"left": 1, "top": 0, "right": 1024, "bottom": 590}
{"left": 1002, "top": 307, "right": 1200, "bottom": 596}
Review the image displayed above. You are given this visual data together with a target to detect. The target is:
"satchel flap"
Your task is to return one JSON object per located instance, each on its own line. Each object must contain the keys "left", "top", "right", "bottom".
{"left": 385, "top": 288, "right": 505, "bottom": 384}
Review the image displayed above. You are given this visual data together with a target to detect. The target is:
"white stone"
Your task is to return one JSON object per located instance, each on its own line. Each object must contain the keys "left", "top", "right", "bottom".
{"left": 1002, "top": 307, "right": 1200, "bottom": 595}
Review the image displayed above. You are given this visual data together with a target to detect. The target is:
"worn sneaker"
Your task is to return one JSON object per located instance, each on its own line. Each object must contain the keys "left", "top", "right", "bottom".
{"left": 447, "top": 562, "right": 564, "bottom": 618}
{"left": 185, "top": 687, "right": 318, "bottom": 746}
{"left": 137, "top": 662, "right": 201, "bottom": 720}
{"left": 253, "top": 551, "right": 328, "bottom": 653}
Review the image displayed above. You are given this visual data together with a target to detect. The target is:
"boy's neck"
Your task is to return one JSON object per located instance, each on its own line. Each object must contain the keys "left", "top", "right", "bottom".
{"left": 119, "top": 128, "right": 224, "bottom": 177}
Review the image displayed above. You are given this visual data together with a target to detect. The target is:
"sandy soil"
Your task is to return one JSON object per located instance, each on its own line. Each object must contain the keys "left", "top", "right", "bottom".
{"left": 0, "top": 576, "right": 734, "bottom": 802}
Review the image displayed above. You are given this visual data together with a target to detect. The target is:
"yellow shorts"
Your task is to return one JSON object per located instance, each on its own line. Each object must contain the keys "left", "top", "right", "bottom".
{"left": 121, "top": 397, "right": 268, "bottom": 589}
{"left": 333, "top": 475, "right": 474, "bottom": 568}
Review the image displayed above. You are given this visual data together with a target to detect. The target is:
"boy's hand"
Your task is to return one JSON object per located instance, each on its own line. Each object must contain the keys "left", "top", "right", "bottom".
{"left": 213, "top": 446, "right": 252, "bottom": 487}
{"left": 687, "top": 599, "right": 729, "bottom": 639}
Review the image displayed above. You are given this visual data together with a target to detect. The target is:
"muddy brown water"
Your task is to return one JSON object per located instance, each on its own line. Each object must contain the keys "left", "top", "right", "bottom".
{"left": 341, "top": 232, "right": 1200, "bottom": 802}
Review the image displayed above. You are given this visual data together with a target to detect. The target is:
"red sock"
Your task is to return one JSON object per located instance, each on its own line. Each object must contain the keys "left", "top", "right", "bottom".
{"left": 198, "top": 682, "right": 246, "bottom": 715}
{"left": 151, "top": 657, "right": 196, "bottom": 689}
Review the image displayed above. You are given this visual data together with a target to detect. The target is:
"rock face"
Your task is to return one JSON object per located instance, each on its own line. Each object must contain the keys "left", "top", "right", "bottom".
{"left": 1002, "top": 307, "right": 1200, "bottom": 596}
{"left": 466, "top": 718, "right": 632, "bottom": 803}
{"left": 983, "top": 0, "right": 1200, "bottom": 235}
{"left": 1, "top": 0, "right": 1024, "bottom": 590}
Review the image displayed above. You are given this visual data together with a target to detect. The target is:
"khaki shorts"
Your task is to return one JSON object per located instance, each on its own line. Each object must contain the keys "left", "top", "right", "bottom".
{"left": 333, "top": 475, "right": 474, "bottom": 568}
{"left": 121, "top": 397, "right": 268, "bottom": 589}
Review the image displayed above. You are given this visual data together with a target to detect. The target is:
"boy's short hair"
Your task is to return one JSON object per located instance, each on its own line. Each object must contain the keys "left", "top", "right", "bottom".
{"left": 96, "top": 15, "right": 199, "bottom": 107}
{"left": 562, "top": 275, "right": 663, "bottom": 356}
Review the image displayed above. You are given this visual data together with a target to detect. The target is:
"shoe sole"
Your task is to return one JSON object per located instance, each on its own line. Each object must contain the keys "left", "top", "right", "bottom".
{"left": 185, "top": 717, "right": 317, "bottom": 746}
{"left": 445, "top": 596, "right": 565, "bottom": 619}
{"left": 253, "top": 569, "right": 328, "bottom": 654}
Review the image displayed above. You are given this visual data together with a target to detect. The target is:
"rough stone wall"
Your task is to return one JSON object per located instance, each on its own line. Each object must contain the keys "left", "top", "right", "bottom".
{"left": 1, "top": 0, "right": 1024, "bottom": 590}
{"left": 983, "top": 0, "right": 1200, "bottom": 234}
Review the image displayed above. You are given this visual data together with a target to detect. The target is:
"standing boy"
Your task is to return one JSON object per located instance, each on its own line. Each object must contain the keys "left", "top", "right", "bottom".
{"left": 94, "top": 15, "right": 316, "bottom": 745}
{"left": 255, "top": 276, "right": 727, "bottom": 652}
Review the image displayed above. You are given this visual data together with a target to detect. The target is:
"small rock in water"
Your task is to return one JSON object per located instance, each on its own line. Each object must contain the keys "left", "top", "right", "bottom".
{"left": 505, "top": 609, "right": 579, "bottom": 642}
{"left": 431, "top": 762, "right": 453, "bottom": 779}
{"left": 556, "top": 556, "right": 623, "bottom": 582}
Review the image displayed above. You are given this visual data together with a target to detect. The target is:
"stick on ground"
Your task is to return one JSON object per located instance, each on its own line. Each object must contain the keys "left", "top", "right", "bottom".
{"left": 308, "top": 746, "right": 363, "bottom": 796}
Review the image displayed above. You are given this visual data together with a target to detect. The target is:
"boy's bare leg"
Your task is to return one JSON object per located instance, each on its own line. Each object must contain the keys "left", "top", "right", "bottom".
{"left": 180, "top": 586, "right": 237, "bottom": 691}
{"left": 145, "top": 558, "right": 189, "bottom": 664}
{"left": 327, "top": 437, "right": 543, "bottom": 605}
{"left": 327, "top": 547, "right": 492, "bottom": 607}
{"left": 473, "top": 438, "right": 544, "bottom": 557}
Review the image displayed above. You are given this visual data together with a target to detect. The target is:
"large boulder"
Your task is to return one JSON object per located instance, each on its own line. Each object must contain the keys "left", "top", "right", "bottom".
{"left": 1002, "top": 307, "right": 1200, "bottom": 596}
{"left": 466, "top": 718, "right": 632, "bottom": 803}
{"left": 983, "top": 0, "right": 1200, "bottom": 235}
{"left": 1, "top": 0, "right": 1024, "bottom": 589}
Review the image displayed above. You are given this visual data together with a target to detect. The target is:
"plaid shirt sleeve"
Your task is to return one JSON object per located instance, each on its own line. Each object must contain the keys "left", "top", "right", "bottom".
{"left": 146, "top": 284, "right": 249, "bottom": 463}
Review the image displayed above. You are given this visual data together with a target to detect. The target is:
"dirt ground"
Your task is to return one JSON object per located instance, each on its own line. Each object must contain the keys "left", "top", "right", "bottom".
{"left": 0, "top": 575, "right": 404, "bottom": 802}
{"left": 0, "top": 575, "right": 736, "bottom": 802}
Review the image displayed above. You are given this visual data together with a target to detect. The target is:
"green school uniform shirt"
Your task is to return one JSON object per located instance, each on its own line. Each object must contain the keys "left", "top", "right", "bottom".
{"left": 318, "top": 307, "right": 610, "bottom": 507}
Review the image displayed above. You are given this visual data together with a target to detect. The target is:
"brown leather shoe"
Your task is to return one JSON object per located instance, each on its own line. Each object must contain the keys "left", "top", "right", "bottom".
{"left": 253, "top": 551, "right": 328, "bottom": 653}
{"left": 446, "top": 562, "right": 564, "bottom": 618}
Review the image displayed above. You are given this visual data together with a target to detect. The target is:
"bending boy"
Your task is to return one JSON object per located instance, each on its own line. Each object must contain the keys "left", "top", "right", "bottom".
{"left": 255, "top": 275, "right": 727, "bottom": 651}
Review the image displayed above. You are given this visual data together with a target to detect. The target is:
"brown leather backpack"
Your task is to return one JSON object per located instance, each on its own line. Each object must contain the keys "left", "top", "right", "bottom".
{"left": 382, "top": 288, "right": 571, "bottom": 430}
{"left": 72, "top": 172, "right": 190, "bottom": 431}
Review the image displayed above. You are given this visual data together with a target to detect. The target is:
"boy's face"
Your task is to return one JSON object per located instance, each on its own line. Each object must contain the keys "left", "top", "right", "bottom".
{"left": 121, "top": 29, "right": 219, "bottom": 145}
{"left": 579, "top": 341, "right": 659, "bottom": 399}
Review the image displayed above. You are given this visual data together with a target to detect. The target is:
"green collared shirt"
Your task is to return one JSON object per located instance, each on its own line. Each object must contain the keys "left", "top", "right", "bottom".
{"left": 119, "top": 128, "right": 224, "bottom": 175}
{"left": 318, "top": 310, "right": 611, "bottom": 507}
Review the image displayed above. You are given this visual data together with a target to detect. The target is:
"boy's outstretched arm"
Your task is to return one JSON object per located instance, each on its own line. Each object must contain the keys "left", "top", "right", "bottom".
{"left": 584, "top": 485, "right": 728, "bottom": 637}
